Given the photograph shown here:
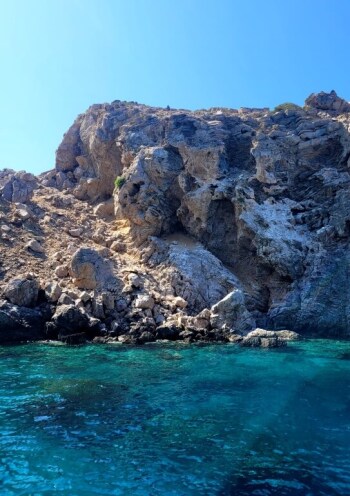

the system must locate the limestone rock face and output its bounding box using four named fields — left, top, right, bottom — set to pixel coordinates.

left=2, top=90, right=350, bottom=343
left=47, top=90, right=350, bottom=336
left=3, top=277, right=39, bottom=307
